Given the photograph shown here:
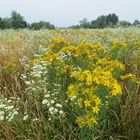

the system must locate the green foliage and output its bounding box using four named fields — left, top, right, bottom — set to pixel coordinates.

left=70, top=13, right=119, bottom=29
left=93, top=15, right=107, bottom=28
left=0, top=18, right=11, bottom=29
left=0, top=17, right=6, bottom=29
left=119, top=21, right=132, bottom=27
left=106, top=13, right=119, bottom=26
left=133, top=20, right=140, bottom=26
left=10, top=11, right=27, bottom=29
left=0, top=11, right=55, bottom=30
left=30, top=21, right=55, bottom=30
left=90, top=13, right=119, bottom=28
left=0, top=11, right=139, bottom=30
left=79, top=18, right=91, bottom=28
left=3, top=60, right=17, bottom=74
